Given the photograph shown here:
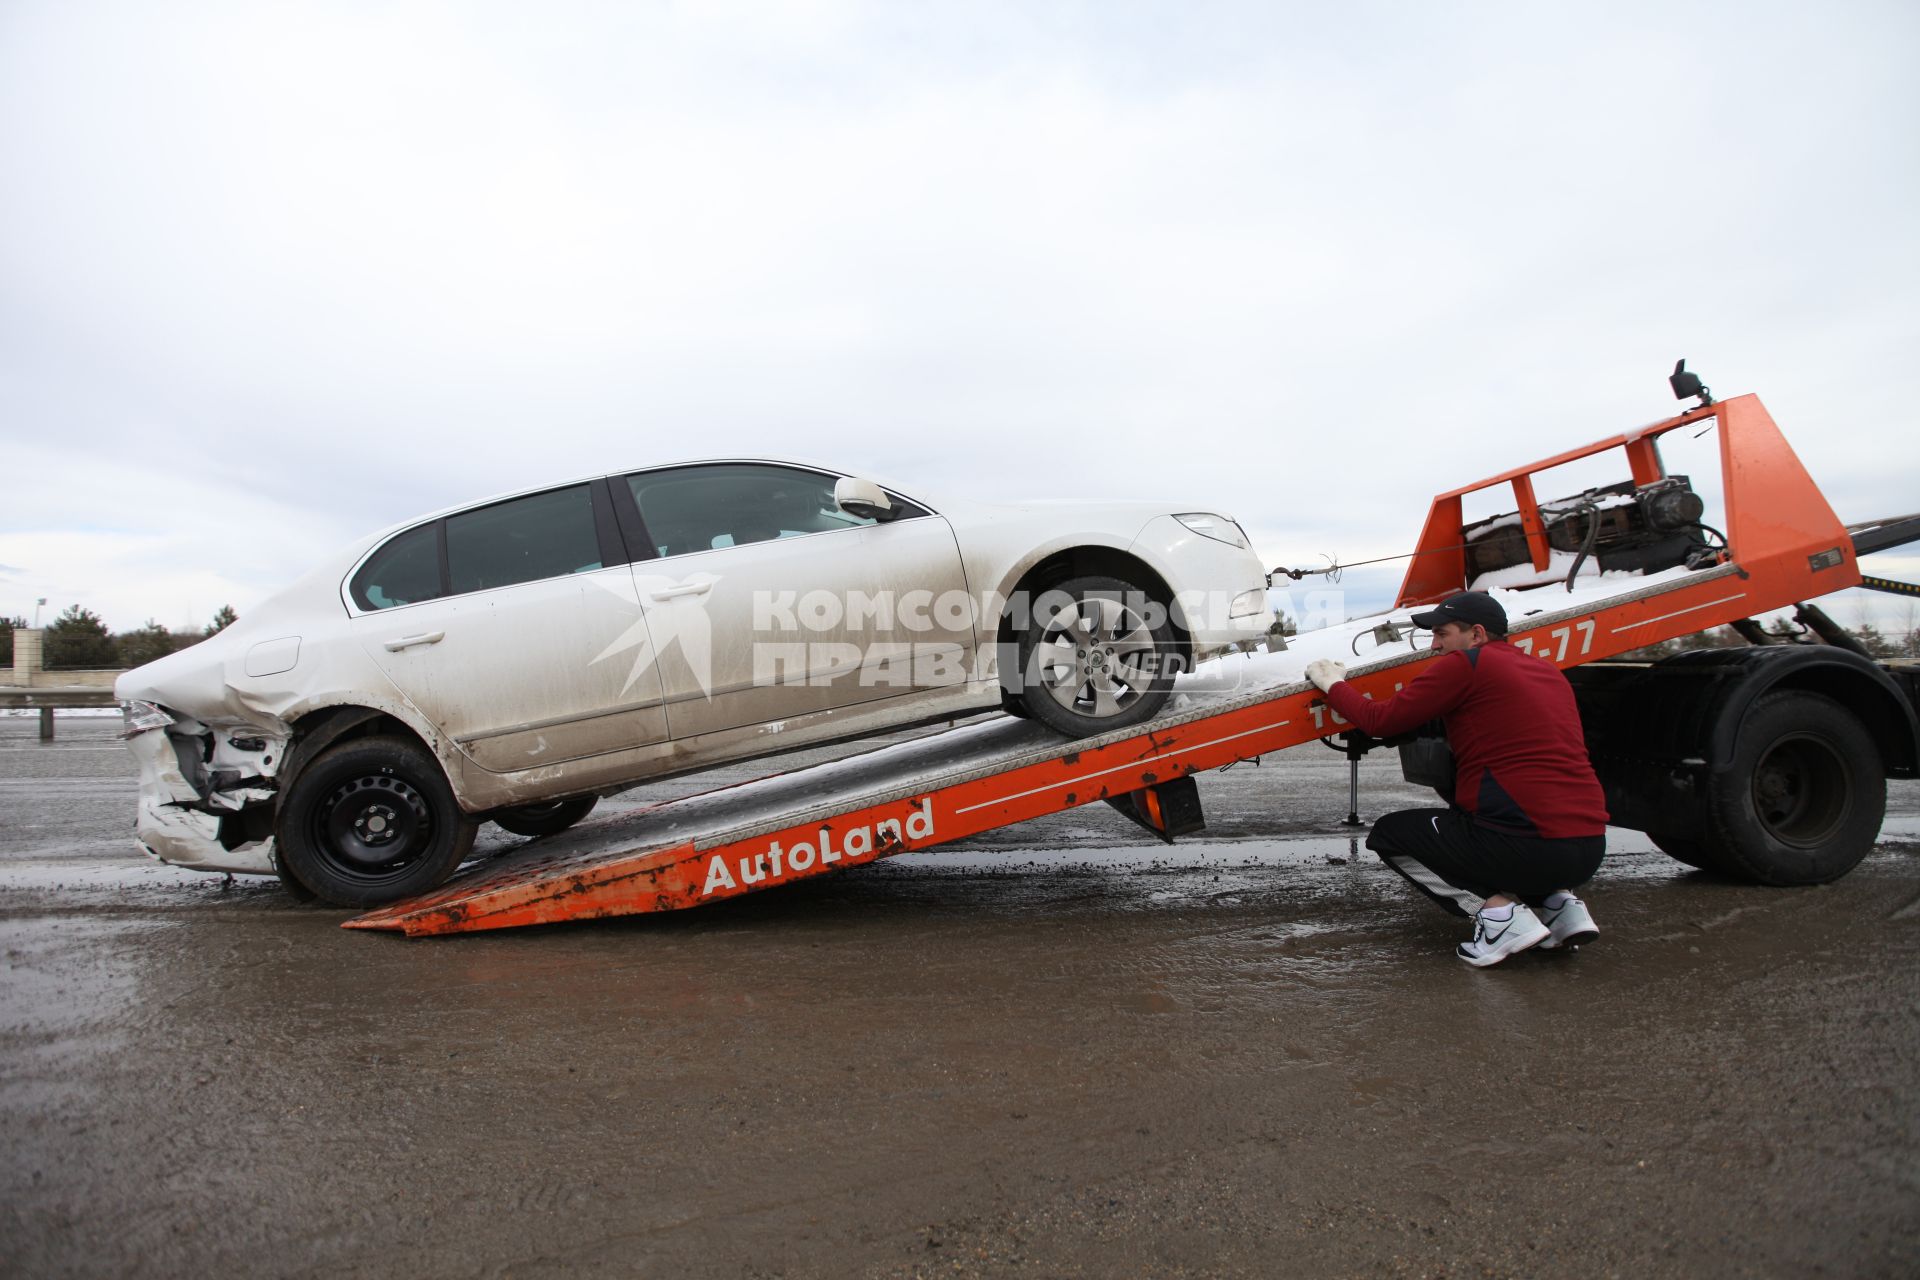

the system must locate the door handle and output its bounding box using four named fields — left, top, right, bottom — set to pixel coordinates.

left=383, top=631, right=446, bottom=652
left=649, top=583, right=713, bottom=600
